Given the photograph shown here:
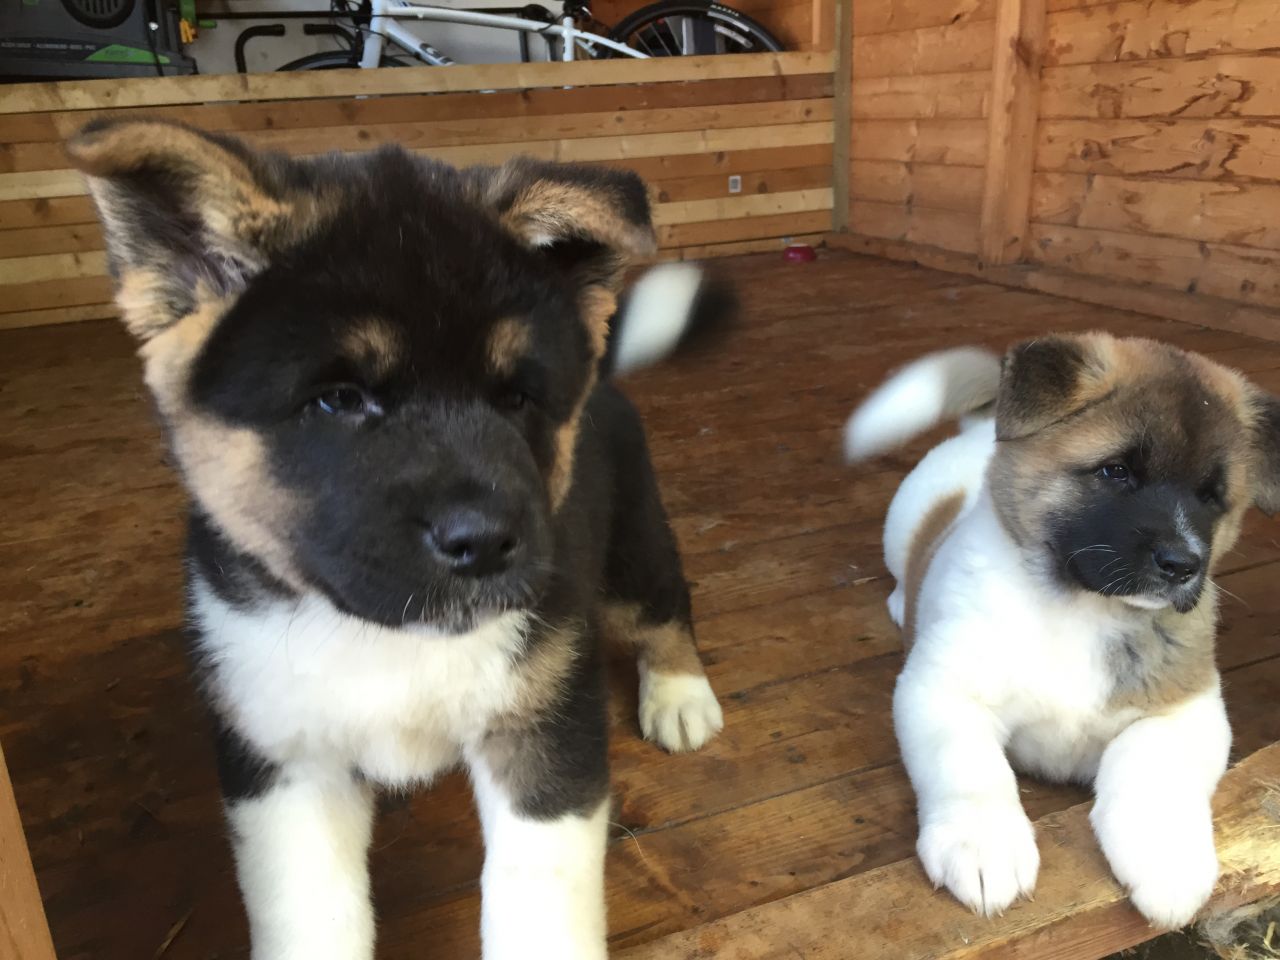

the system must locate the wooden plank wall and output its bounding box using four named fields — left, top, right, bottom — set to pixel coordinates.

left=1027, top=0, right=1280, bottom=312
left=0, top=53, right=833, bottom=331
left=845, top=0, right=994, bottom=256
left=833, top=0, right=1280, bottom=334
